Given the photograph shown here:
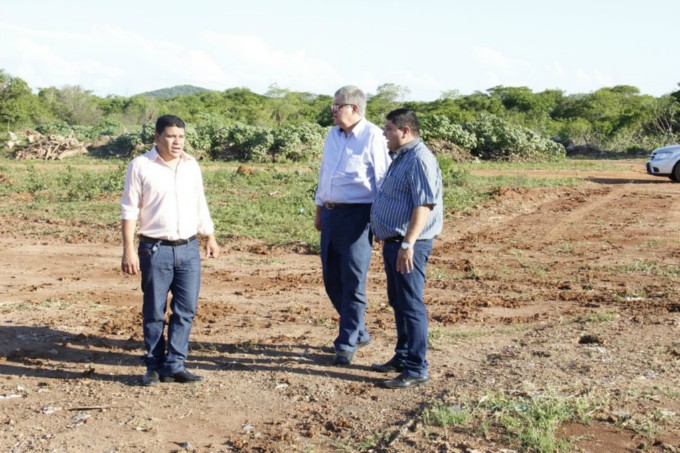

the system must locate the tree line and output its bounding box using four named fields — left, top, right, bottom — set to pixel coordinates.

left=2, top=69, right=679, bottom=162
